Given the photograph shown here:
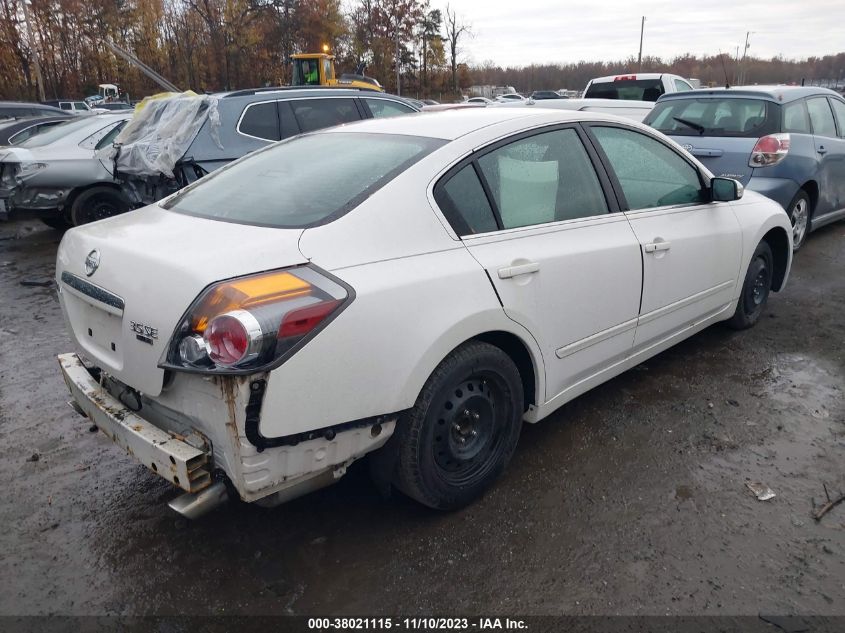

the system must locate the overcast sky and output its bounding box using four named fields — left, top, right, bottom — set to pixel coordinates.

left=437, top=0, right=845, bottom=69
